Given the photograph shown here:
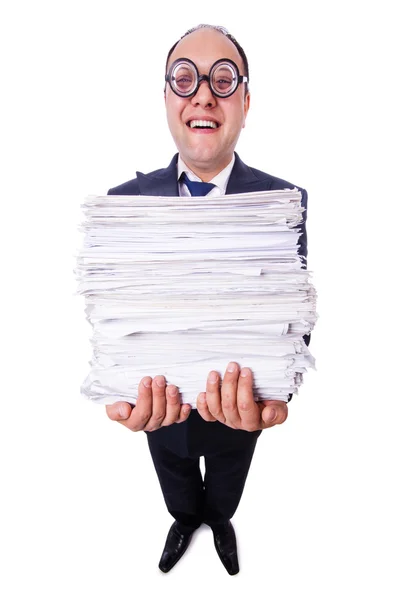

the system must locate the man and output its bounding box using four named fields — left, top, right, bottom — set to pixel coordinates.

left=106, top=24, right=308, bottom=575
